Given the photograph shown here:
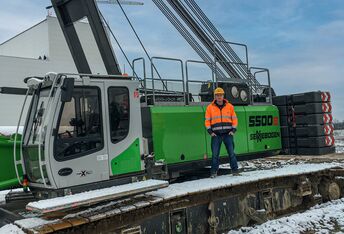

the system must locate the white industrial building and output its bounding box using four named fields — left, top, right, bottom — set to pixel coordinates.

left=0, top=16, right=107, bottom=126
